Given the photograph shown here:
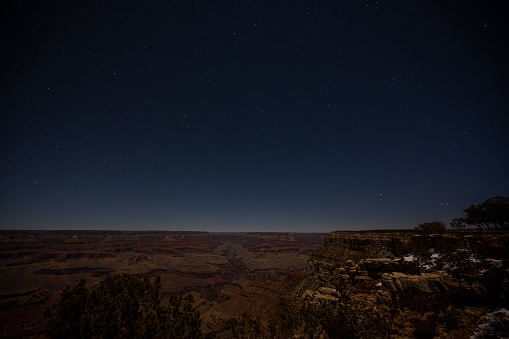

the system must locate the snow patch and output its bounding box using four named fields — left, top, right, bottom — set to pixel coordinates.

left=470, top=308, right=509, bottom=339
